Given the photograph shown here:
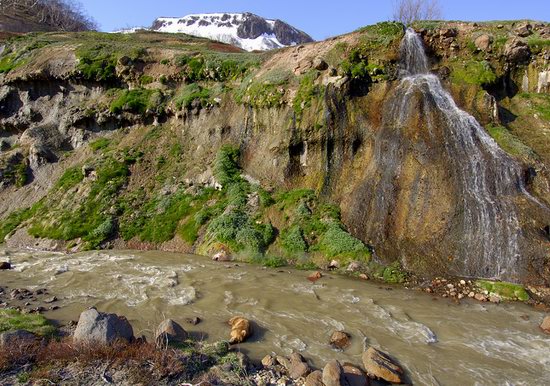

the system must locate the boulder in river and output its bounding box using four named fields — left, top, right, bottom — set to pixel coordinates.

left=308, top=271, right=322, bottom=282
left=330, top=330, right=351, bottom=350
left=155, top=319, right=188, bottom=346
left=541, top=315, right=550, bottom=334
left=362, top=347, right=404, bottom=384
left=0, top=262, right=11, bottom=270
left=73, top=308, right=134, bottom=344
left=0, top=330, right=36, bottom=348
left=228, top=316, right=252, bottom=344
left=322, top=360, right=346, bottom=386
